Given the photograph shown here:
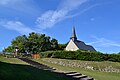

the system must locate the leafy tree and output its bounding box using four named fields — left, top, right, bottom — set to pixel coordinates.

left=3, top=32, right=59, bottom=54
left=38, top=34, right=51, bottom=51
left=3, top=46, right=14, bottom=52
left=51, top=38, right=58, bottom=50
left=27, top=32, right=40, bottom=53
left=58, top=42, right=68, bottom=50
left=11, top=35, right=28, bottom=53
